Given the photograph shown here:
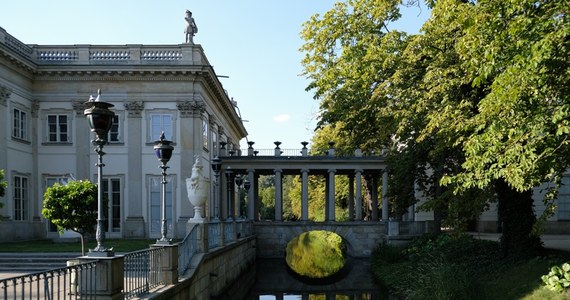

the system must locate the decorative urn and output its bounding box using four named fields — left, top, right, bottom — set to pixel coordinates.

left=186, top=157, right=210, bottom=221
